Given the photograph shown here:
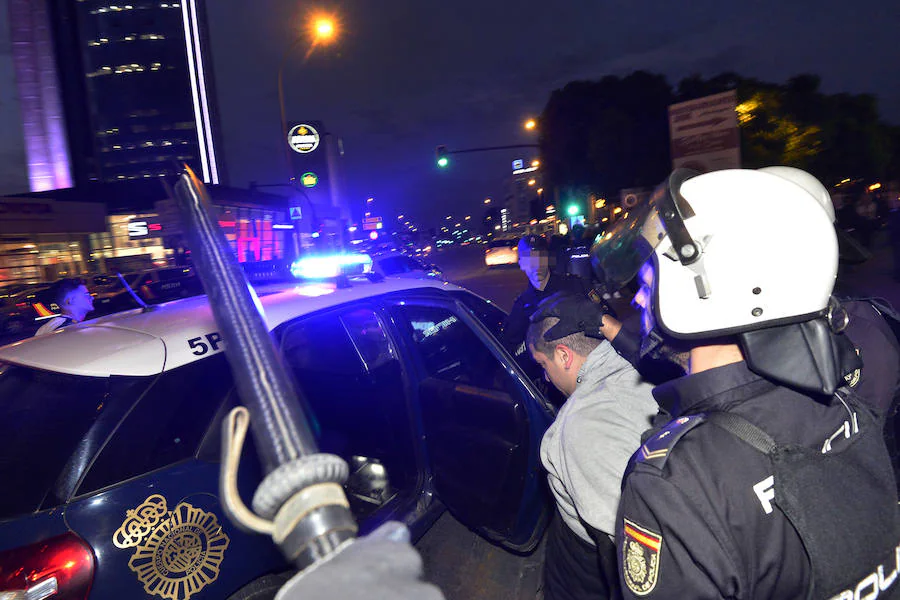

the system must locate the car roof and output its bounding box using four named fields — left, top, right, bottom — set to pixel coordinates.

left=0, top=277, right=463, bottom=378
